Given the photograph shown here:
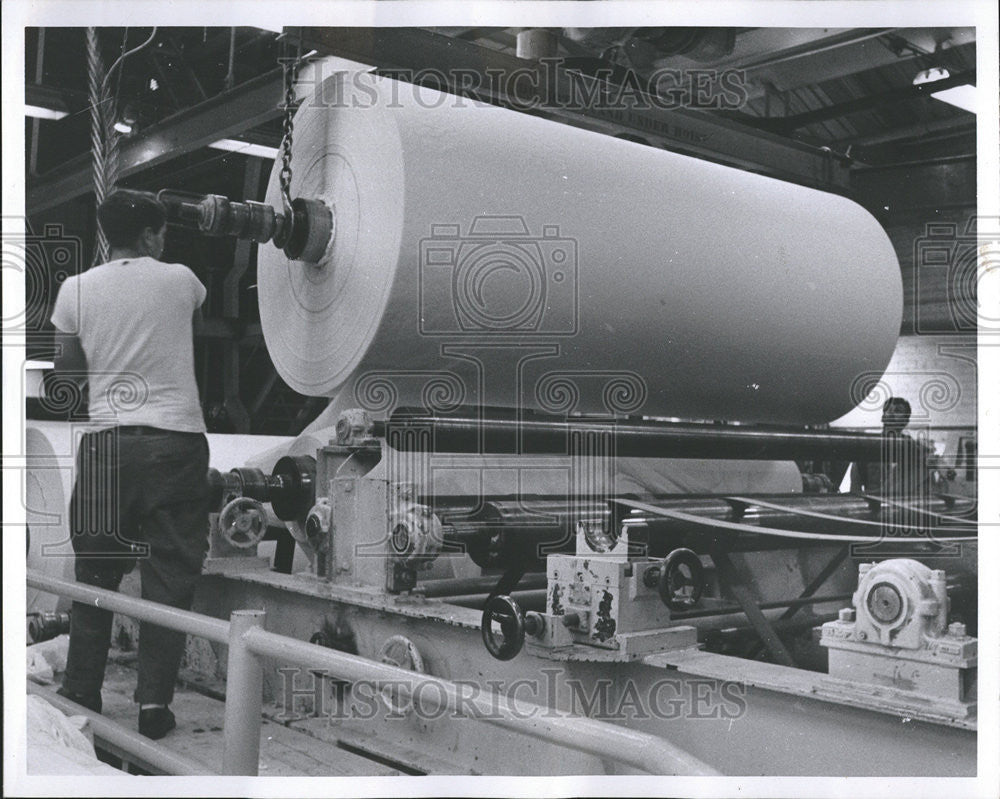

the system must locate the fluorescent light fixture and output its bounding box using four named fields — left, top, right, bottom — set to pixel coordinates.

left=25, top=103, right=68, bottom=120
left=913, top=67, right=950, bottom=85
left=113, top=121, right=133, bottom=134
left=930, top=85, right=977, bottom=114
left=913, top=66, right=977, bottom=114
left=209, top=139, right=279, bottom=159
